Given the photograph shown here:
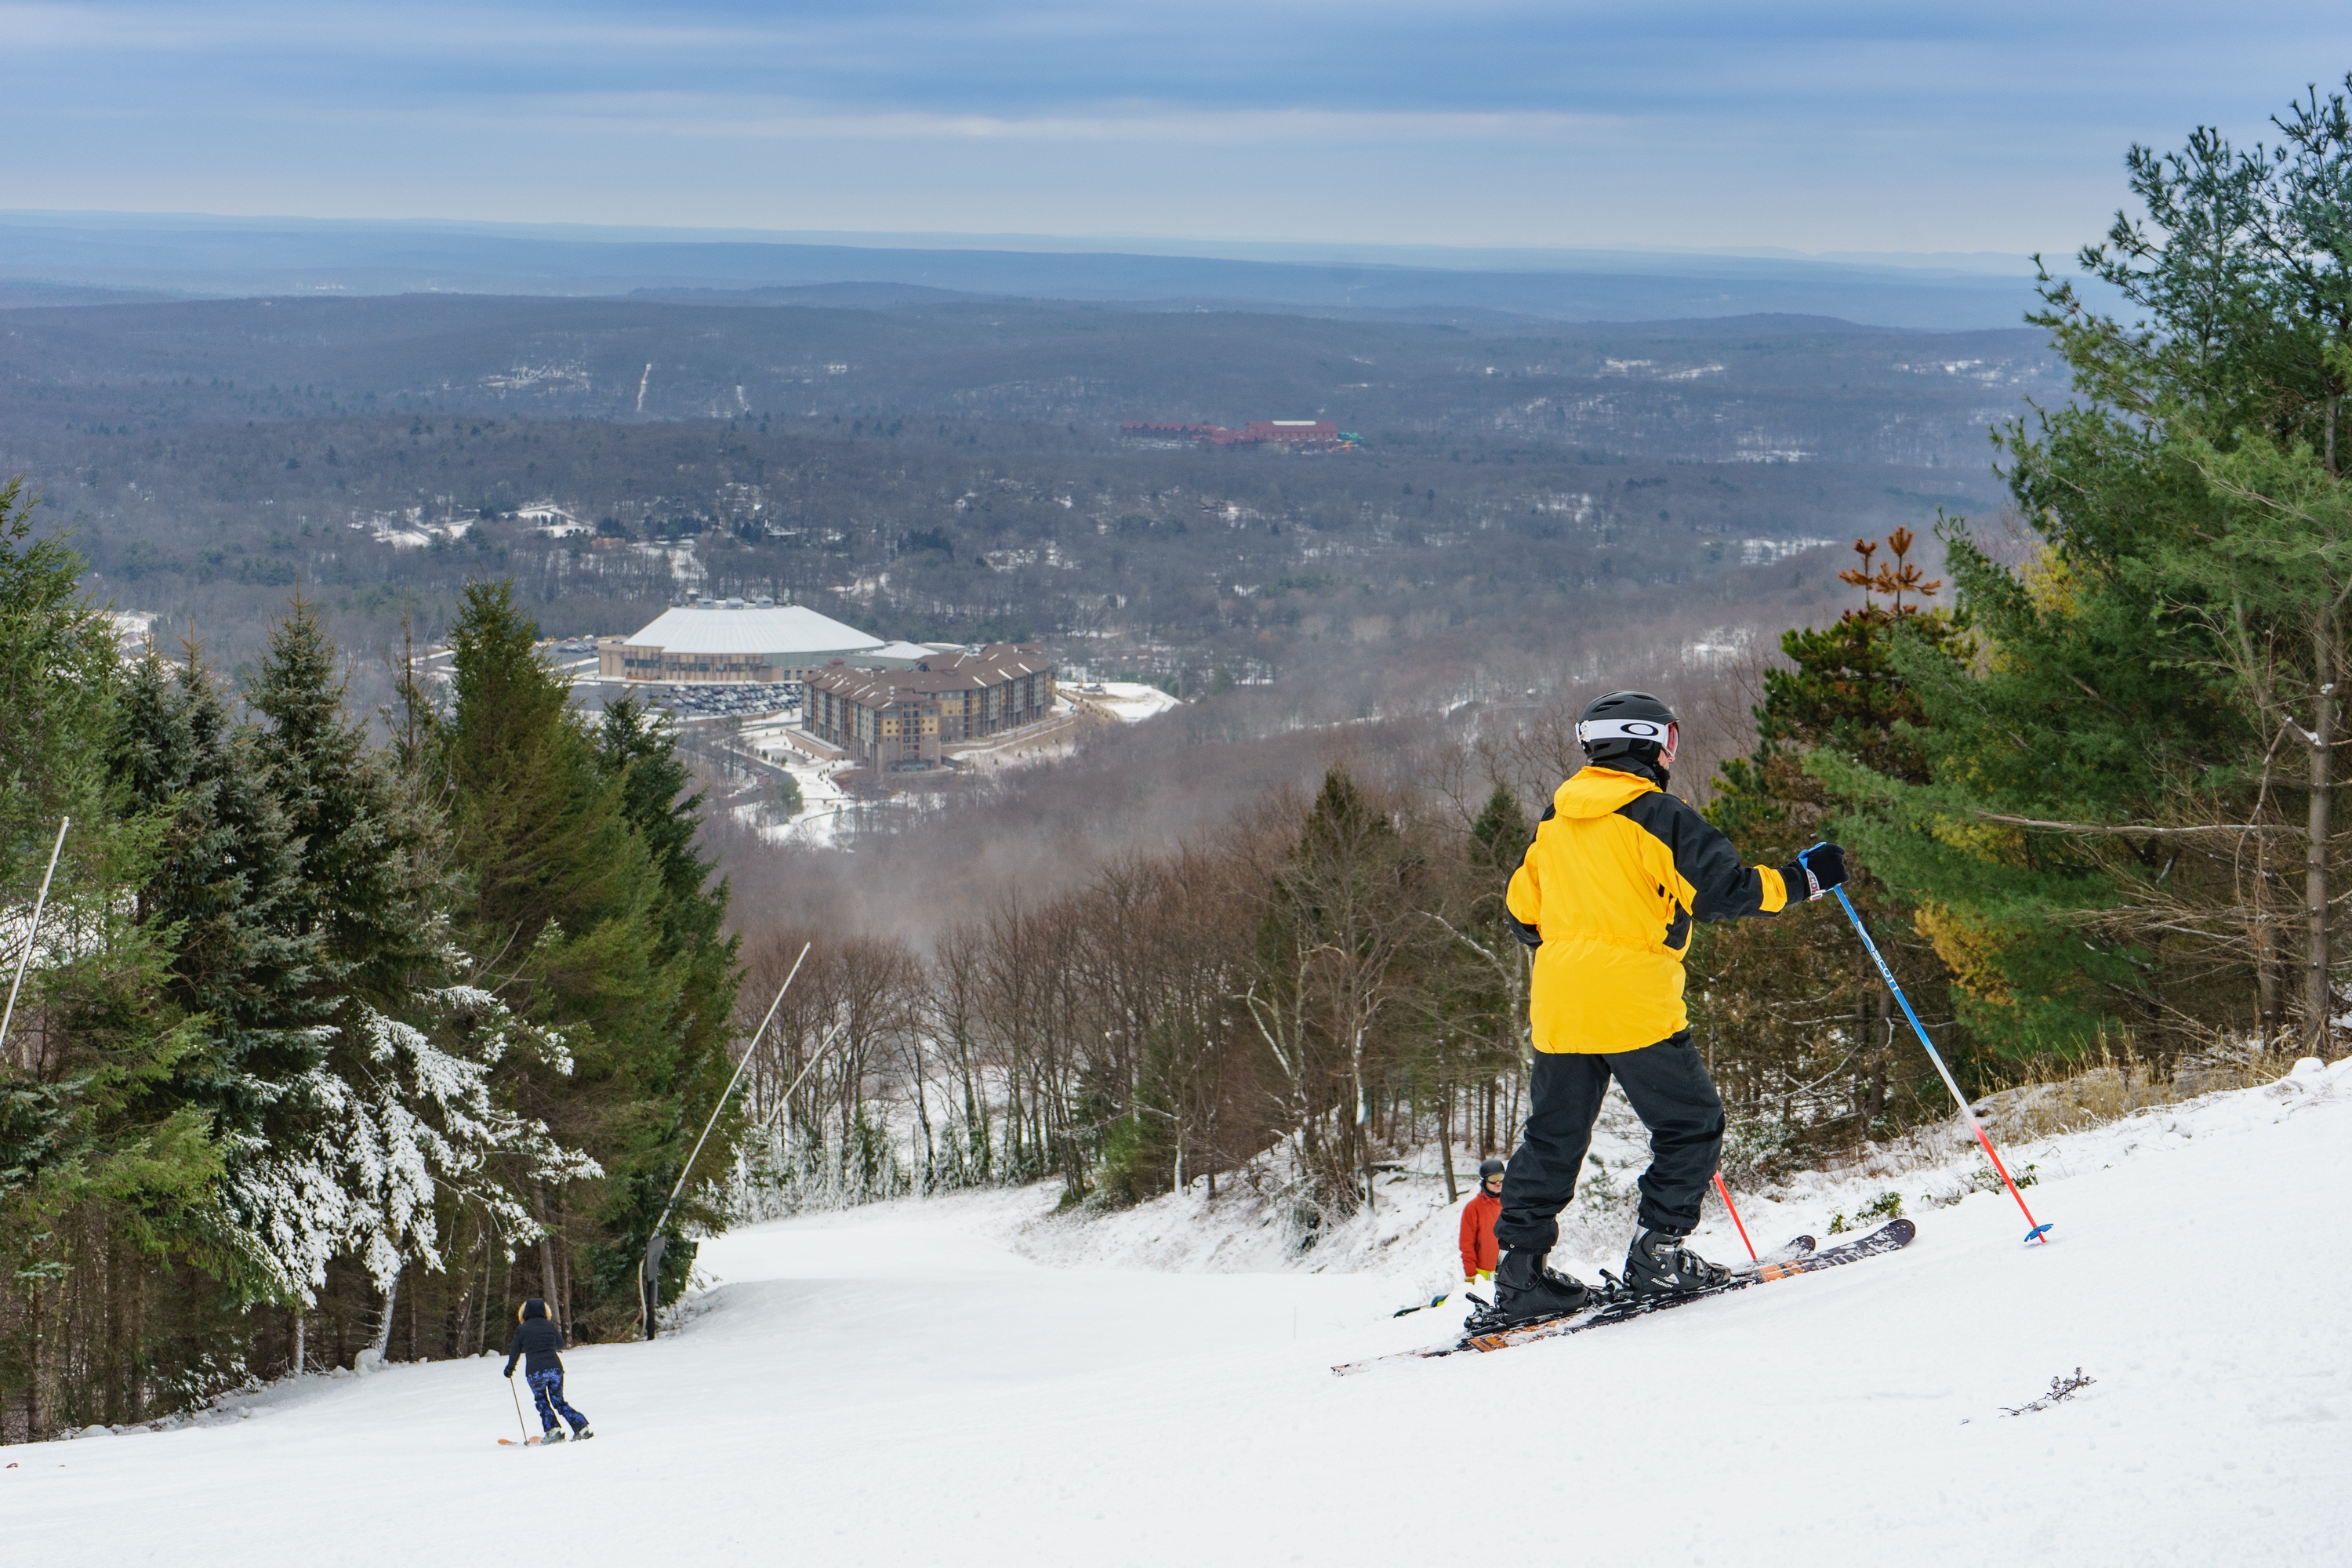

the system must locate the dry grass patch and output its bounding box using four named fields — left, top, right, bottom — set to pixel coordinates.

left=1969, top=1036, right=2307, bottom=1142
